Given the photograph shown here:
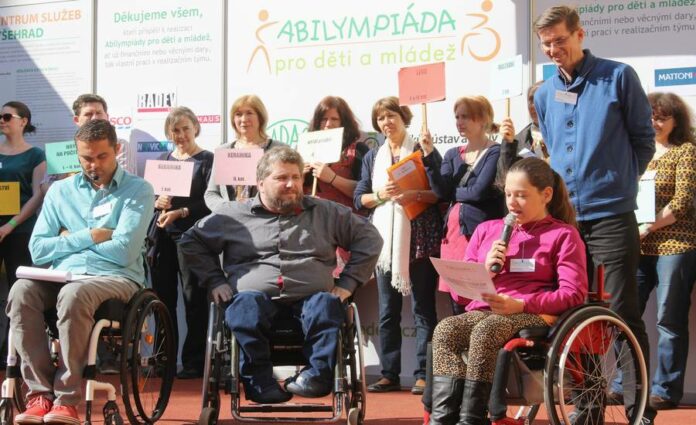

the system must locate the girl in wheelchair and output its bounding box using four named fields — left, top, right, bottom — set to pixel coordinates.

left=428, top=157, right=588, bottom=425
